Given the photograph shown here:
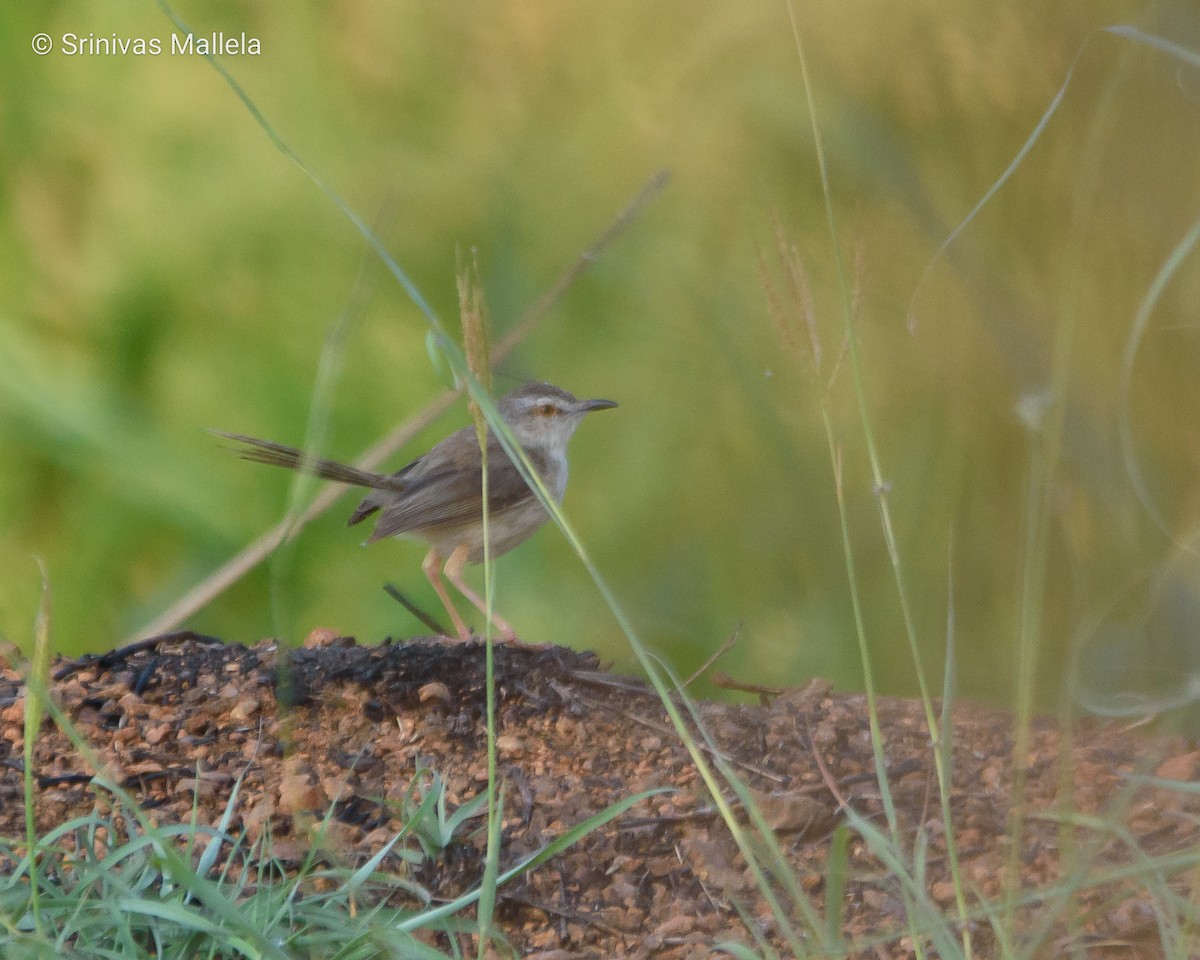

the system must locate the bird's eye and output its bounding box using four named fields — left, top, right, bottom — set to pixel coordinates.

left=537, top=403, right=557, bottom=417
